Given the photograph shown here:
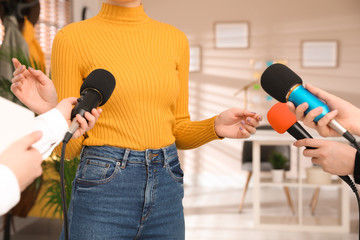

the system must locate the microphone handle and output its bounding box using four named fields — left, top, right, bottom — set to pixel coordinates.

left=68, top=118, right=79, bottom=135
left=287, top=122, right=313, bottom=140
left=288, top=85, right=357, bottom=145
left=287, top=122, right=316, bottom=149
left=63, top=109, right=86, bottom=143
left=329, top=119, right=357, bottom=145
